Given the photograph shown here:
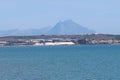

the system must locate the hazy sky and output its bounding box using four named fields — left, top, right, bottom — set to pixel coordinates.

left=0, top=0, right=120, bottom=34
